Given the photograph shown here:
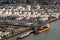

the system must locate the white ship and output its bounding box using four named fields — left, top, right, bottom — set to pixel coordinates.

left=16, top=30, right=33, bottom=40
